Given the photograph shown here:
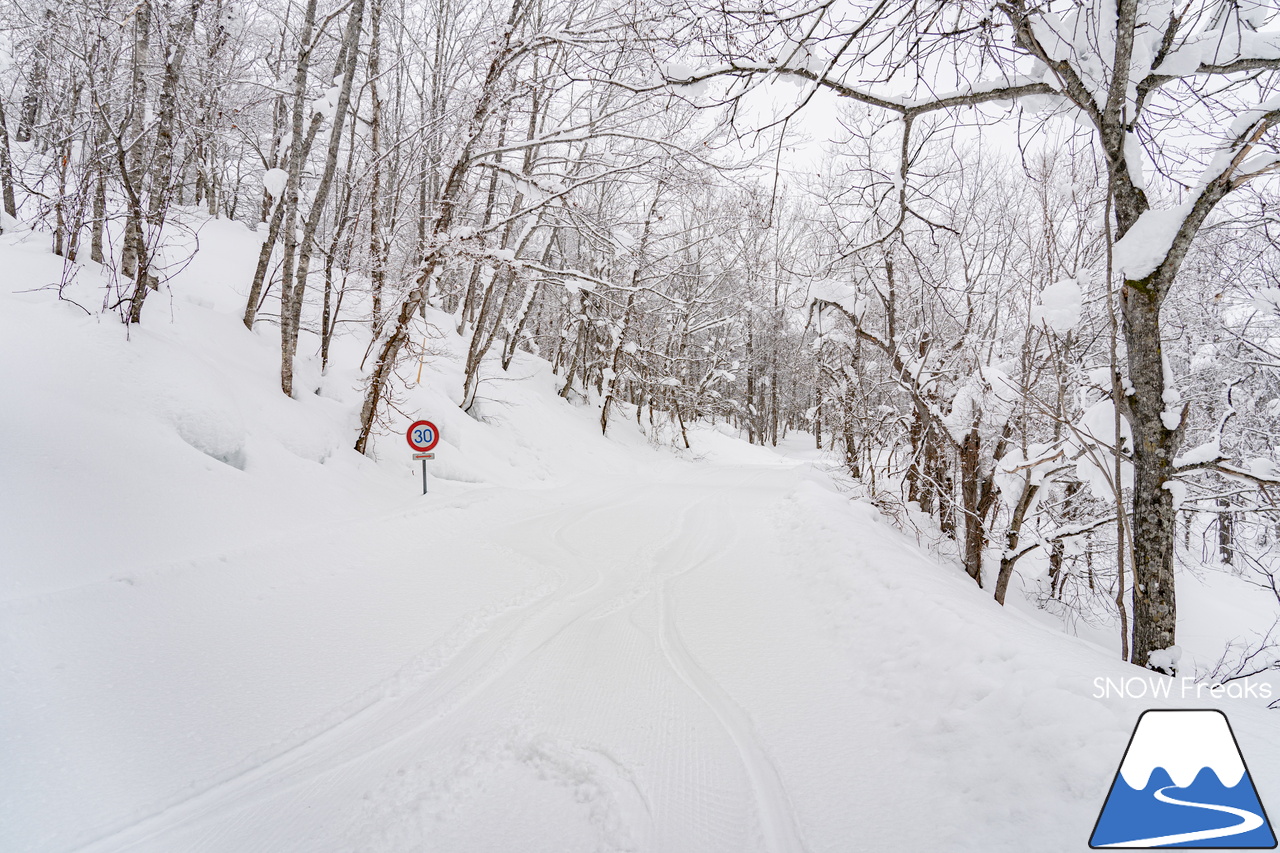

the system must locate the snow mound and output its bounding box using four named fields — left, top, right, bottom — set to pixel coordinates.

left=1112, top=204, right=1193, bottom=280
left=1030, top=278, right=1082, bottom=333
left=263, top=168, right=287, bottom=199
